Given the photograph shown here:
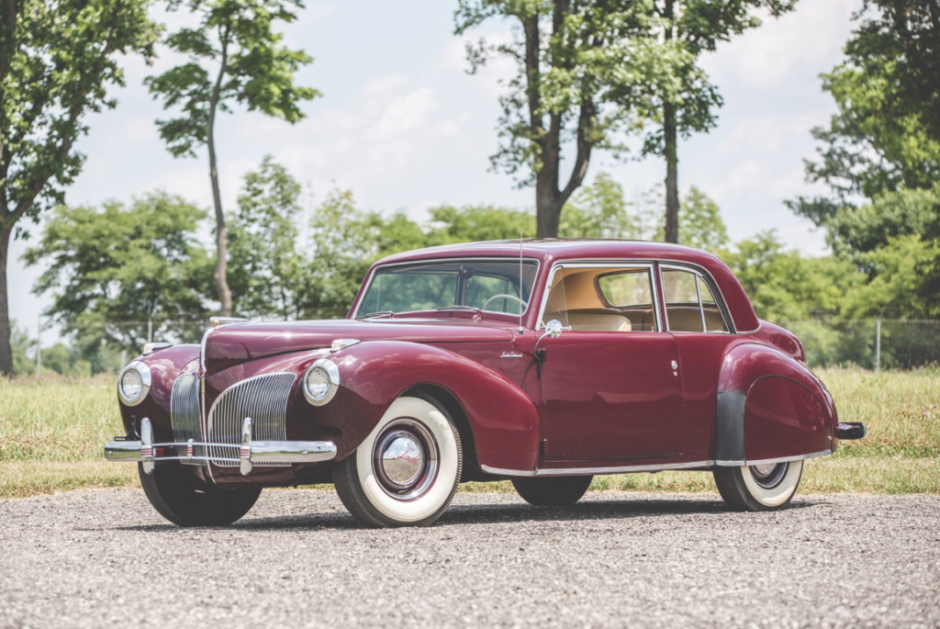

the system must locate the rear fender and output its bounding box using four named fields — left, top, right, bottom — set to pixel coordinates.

left=323, top=341, right=540, bottom=472
left=715, top=343, right=836, bottom=465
